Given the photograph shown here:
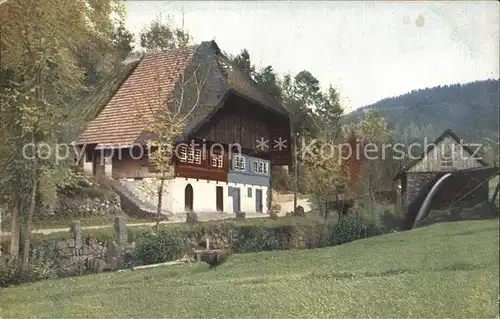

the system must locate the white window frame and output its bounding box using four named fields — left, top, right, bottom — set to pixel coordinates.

left=233, top=155, right=245, bottom=171
left=263, top=162, right=268, bottom=174
left=194, top=149, right=202, bottom=164
left=253, top=161, right=258, bottom=173
left=187, top=147, right=195, bottom=163
left=179, top=146, right=187, bottom=162
left=212, top=154, right=223, bottom=168
left=258, top=162, right=264, bottom=173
